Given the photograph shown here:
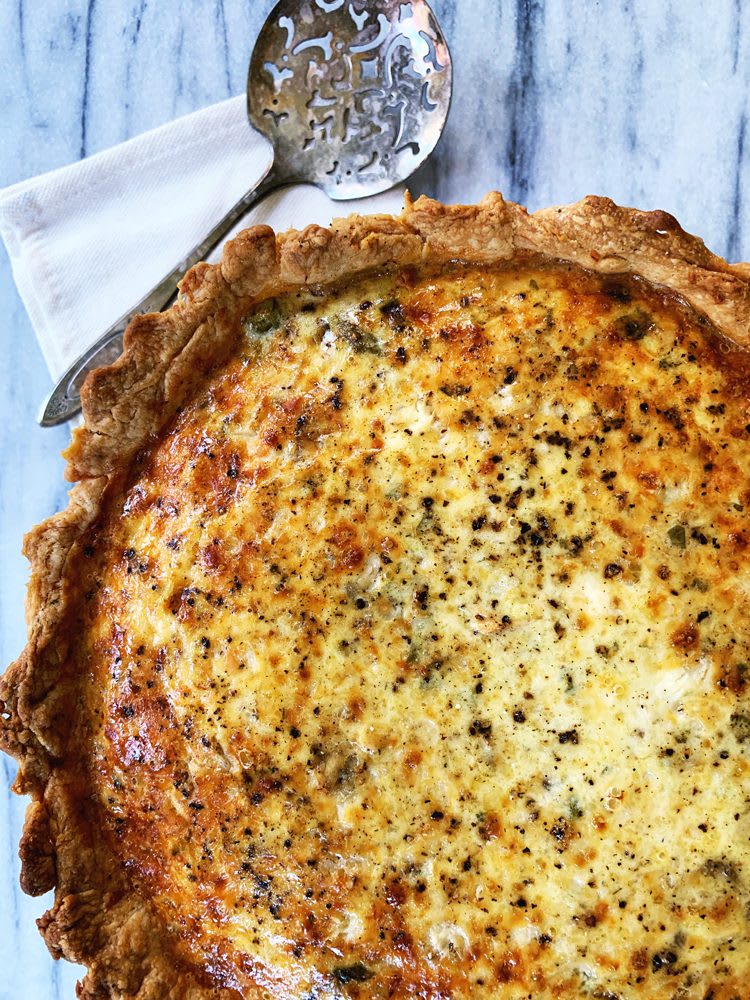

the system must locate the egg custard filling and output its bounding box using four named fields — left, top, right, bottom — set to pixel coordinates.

left=77, top=260, right=750, bottom=998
